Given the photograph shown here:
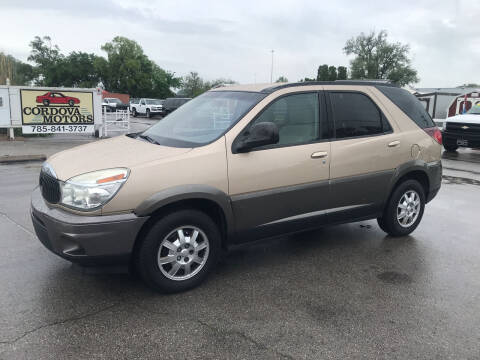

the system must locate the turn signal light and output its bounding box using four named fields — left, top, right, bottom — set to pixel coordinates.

left=96, top=173, right=126, bottom=184
left=424, top=127, right=442, bottom=145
